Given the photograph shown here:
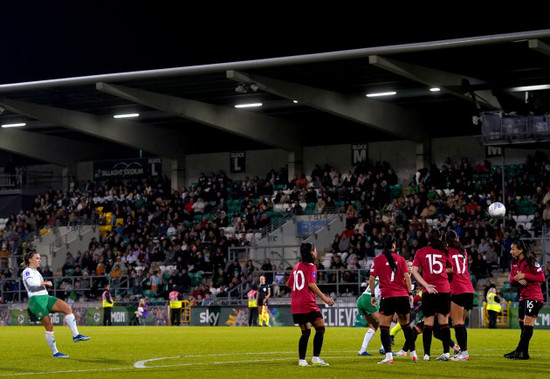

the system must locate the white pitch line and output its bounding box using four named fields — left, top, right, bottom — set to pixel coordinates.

left=0, top=367, right=135, bottom=377
left=0, top=349, right=545, bottom=376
